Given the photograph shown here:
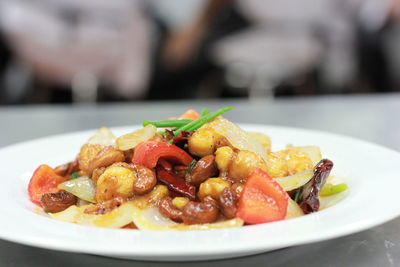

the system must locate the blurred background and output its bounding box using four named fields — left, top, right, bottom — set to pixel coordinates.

left=0, top=0, right=400, bottom=105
